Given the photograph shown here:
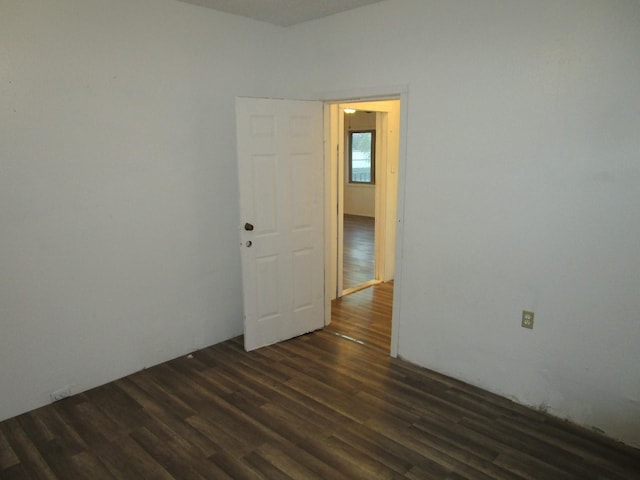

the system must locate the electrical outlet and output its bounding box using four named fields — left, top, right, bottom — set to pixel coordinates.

left=522, top=310, right=534, bottom=329
left=50, top=385, right=72, bottom=402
